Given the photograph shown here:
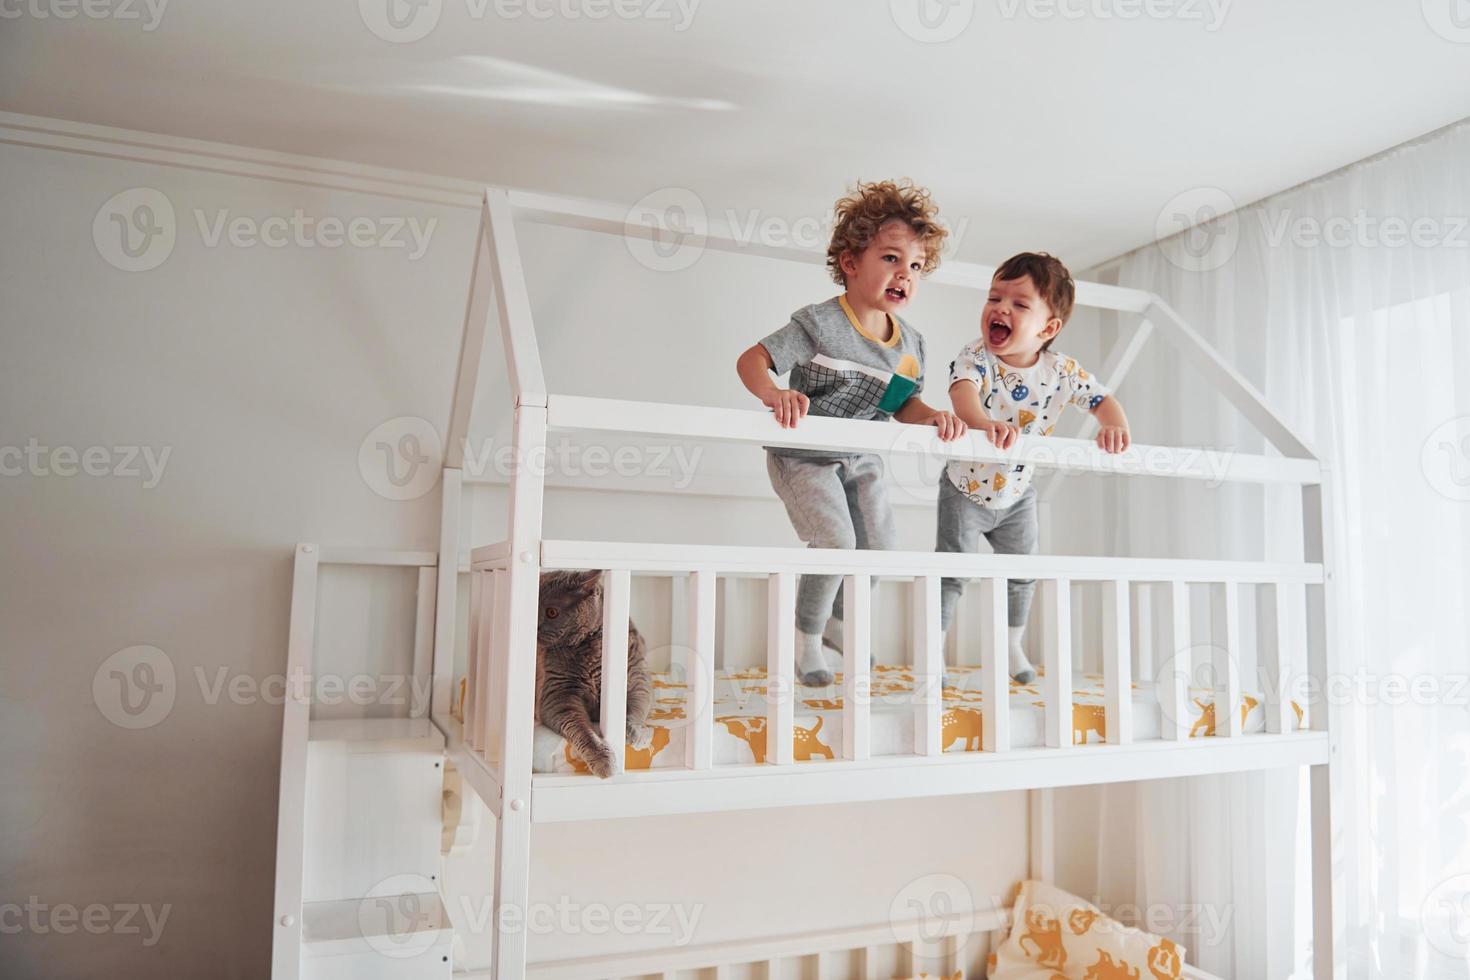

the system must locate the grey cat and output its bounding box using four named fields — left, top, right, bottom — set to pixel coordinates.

left=535, top=570, right=653, bottom=778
